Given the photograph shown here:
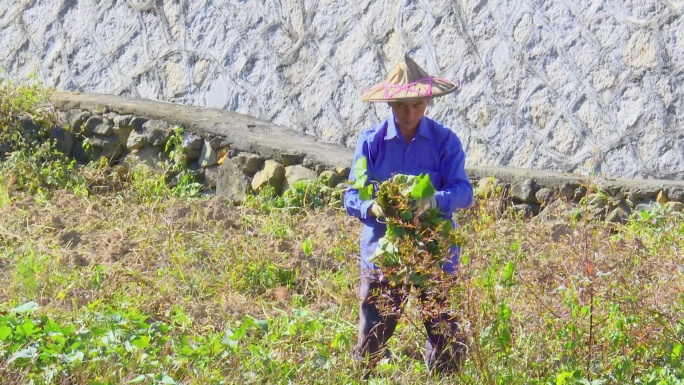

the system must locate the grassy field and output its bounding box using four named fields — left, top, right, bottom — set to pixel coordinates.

left=0, top=80, right=683, bottom=384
